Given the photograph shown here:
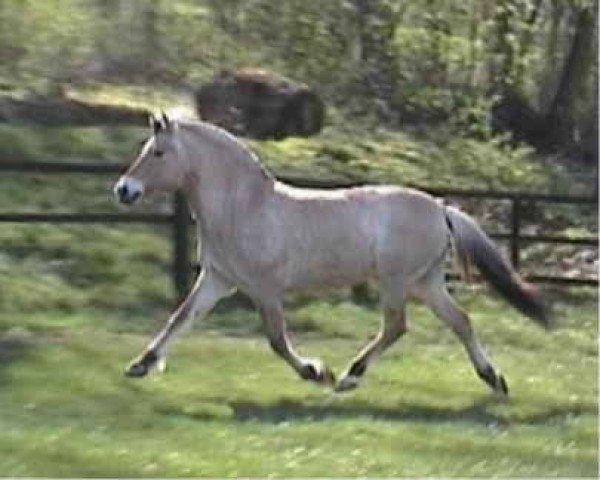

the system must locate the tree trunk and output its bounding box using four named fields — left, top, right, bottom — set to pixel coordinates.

left=545, top=5, right=596, bottom=144
left=513, top=0, right=543, bottom=90
left=142, top=0, right=162, bottom=75
left=539, top=0, right=565, bottom=109
left=351, top=0, right=399, bottom=115
left=490, top=0, right=518, bottom=93
left=491, top=1, right=597, bottom=161
left=467, top=0, right=481, bottom=89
